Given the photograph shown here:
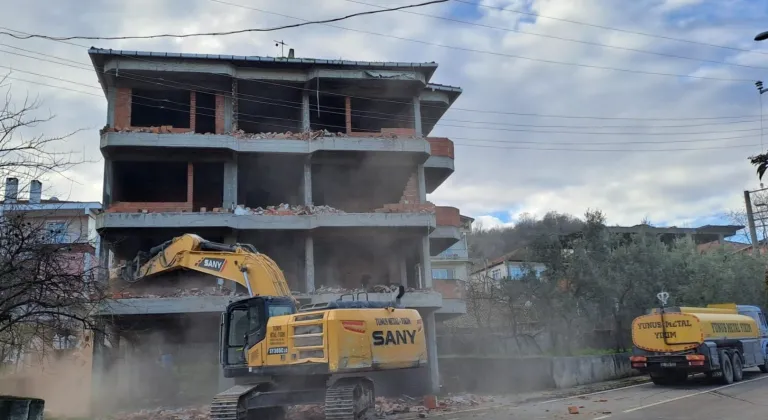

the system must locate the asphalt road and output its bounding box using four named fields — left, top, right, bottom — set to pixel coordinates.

left=433, top=369, right=768, bottom=420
